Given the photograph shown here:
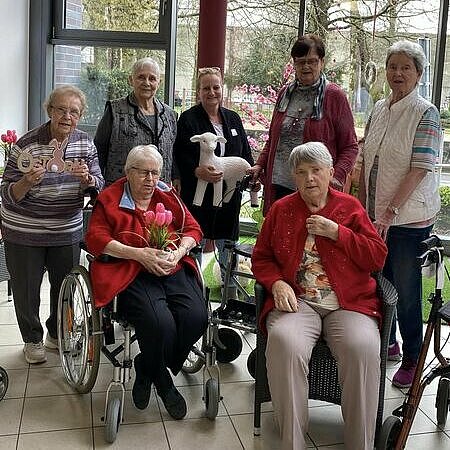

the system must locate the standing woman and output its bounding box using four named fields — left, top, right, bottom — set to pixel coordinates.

left=1, top=85, right=104, bottom=364
left=249, top=34, right=358, bottom=215
left=94, top=57, right=178, bottom=188
left=359, top=41, right=441, bottom=388
left=173, top=67, right=254, bottom=275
